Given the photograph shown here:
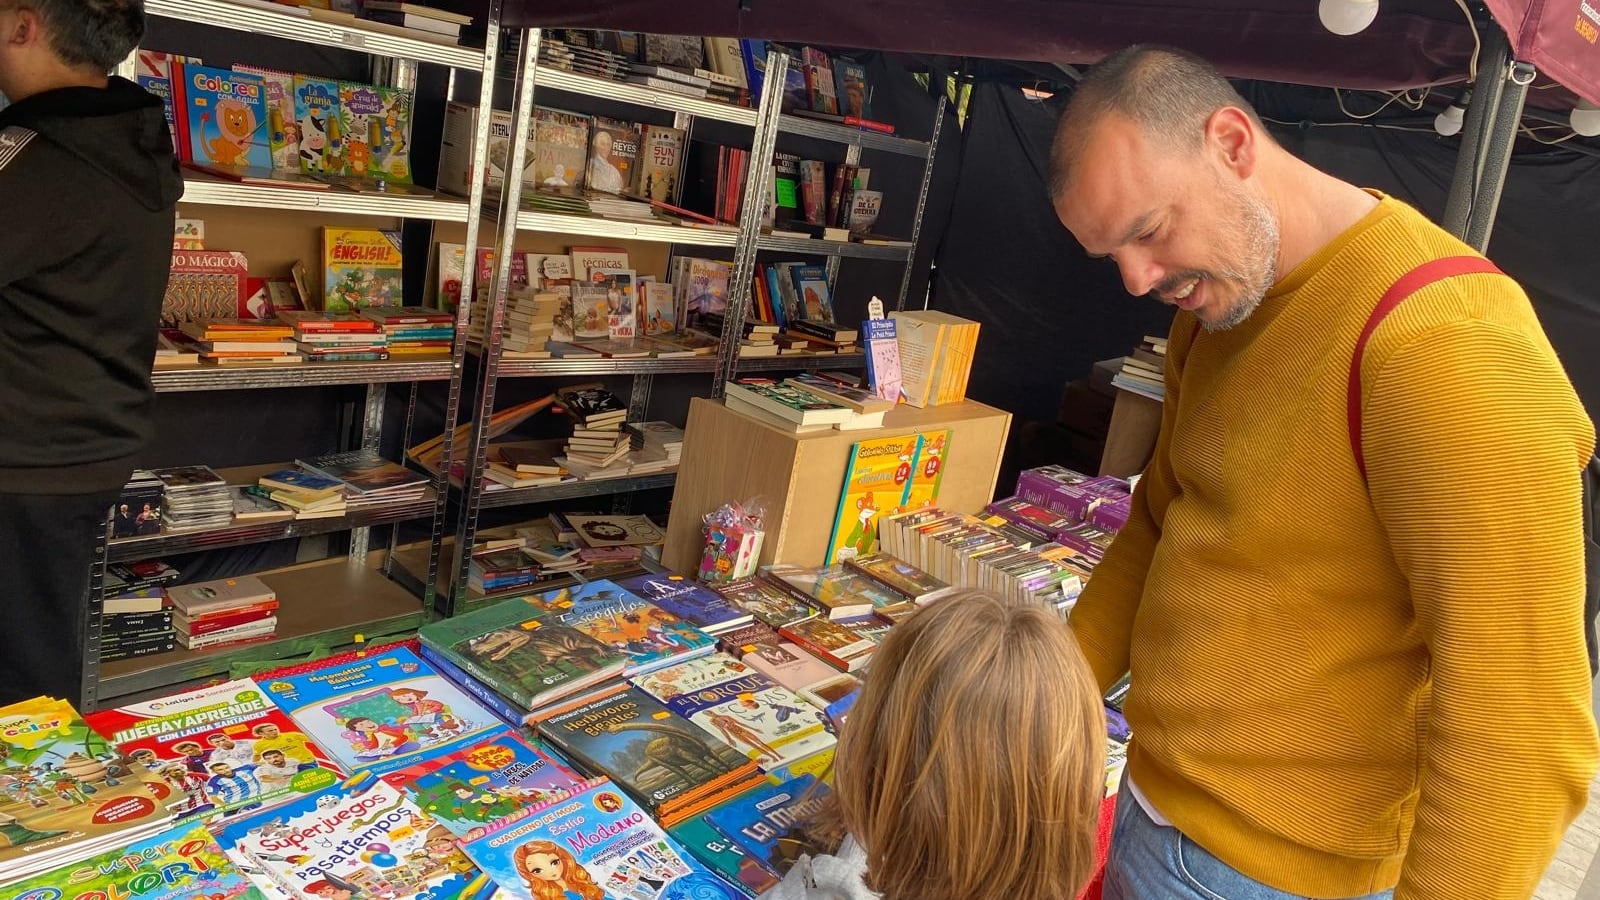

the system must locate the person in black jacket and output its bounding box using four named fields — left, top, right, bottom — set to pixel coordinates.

left=0, top=0, right=182, bottom=705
